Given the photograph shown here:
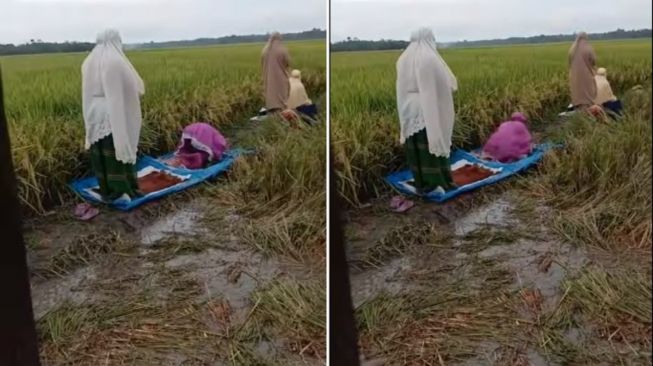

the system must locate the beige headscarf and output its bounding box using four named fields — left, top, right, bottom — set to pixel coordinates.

left=568, top=32, right=597, bottom=106
left=594, top=67, right=617, bottom=105
left=261, top=32, right=291, bottom=110
left=287, top=69, right=312, bottom=109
